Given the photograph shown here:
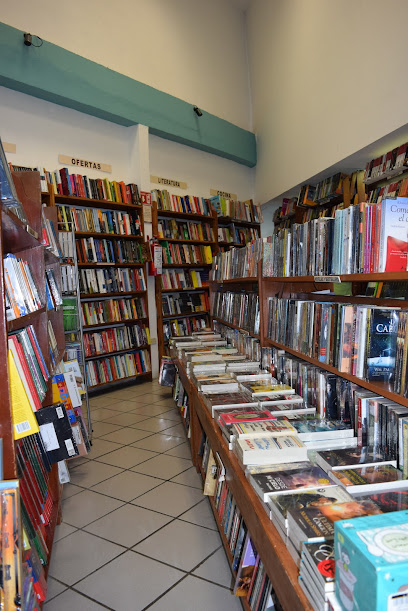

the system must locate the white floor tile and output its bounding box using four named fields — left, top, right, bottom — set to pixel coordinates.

left=53, top=522, right=77, bottom=542
left=131, top=433, right=185, bottom=453
left=75, top=551, right=184, bottom=611
left=62, top=490, right=123, bottom=528
left=165, top=441, right=192, bottom=459
left=49, top=530, right=122, bottom=585
left=102, top=412, right=150, bottom=426
left=134, top=519, right=221, bottom=571
left=170, top=465, right=203, bottom=488
left=131, top=416, right=178, bottom=433
left=84, top=504, right=172, bottom=547
left=44, top=589, right=106, bottom=610
left=61, top=483, right=83, bottom=500
left=90, top=407, right=121, bottom=421
left=85, top=438, right=121, bottom=459
left=179, top=498, right=218, bottom=531
left=132, top=454, right=191, bottom=480
left=133, top=481, right=204, bottom=517
left=70, top=461, right=123, bottom=488
left=193, top=547, right=234, bottom=587
left=95, top=445, right=158, bottom=469
left=147, top=575, right=241, bottom=611
left=91, top=421, right=123, bottom=438
left=91, top=470, right=162, bottom=502
left=100, top=427, right=153, bottom=445
left=44, top=577, right=67, bottom=602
